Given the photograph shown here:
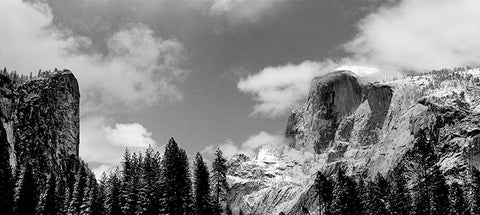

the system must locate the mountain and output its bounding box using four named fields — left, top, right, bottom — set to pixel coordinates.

left=0, top=69, right=96, bottom=213
left=226, top=67, right=480, bottom=215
